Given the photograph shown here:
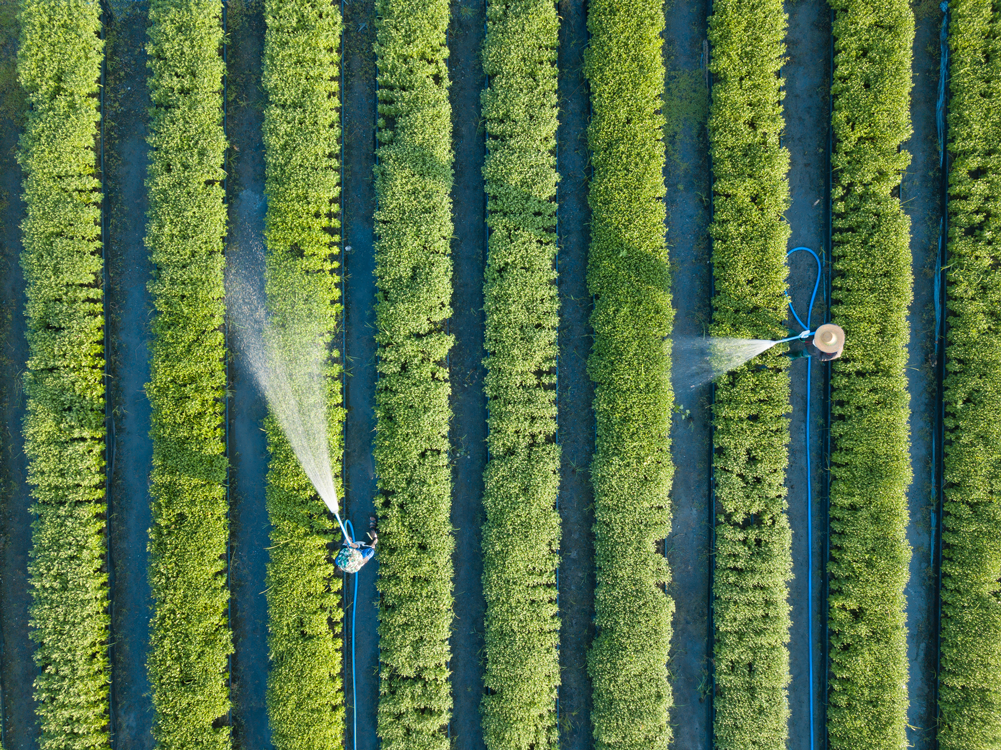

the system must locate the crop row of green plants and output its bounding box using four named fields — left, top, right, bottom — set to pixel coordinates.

left=584, top=2, right=674, bottom=748
left=939, top=1, right=1001, bottom=746
left=145, top=0, right=232, bottom=746
left=372, top=2, right=454, bottom=748
left=18, top=0, right=109, bottom=747
left=480, top=2, right=561, bottom=749
left=261, top=0, right=344, bottom=748
left=827, top=0, right=914, bottom=747
left=707, top=0, right=793, bottom=747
